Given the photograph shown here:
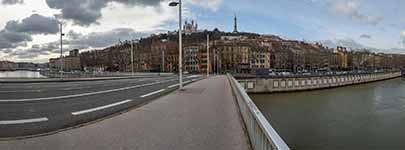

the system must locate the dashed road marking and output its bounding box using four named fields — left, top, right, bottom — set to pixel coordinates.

left=72, top=99, right=133, bottom=116
left=168, top=84, right=179, bottom=88
left=140, top=89, right=166, bottom=98
left=0, top=117, right=48, bottom=125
